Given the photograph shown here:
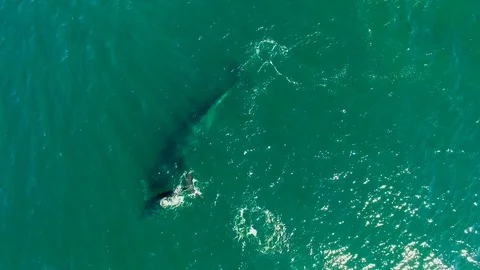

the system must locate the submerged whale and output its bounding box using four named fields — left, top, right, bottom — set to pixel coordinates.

left=142, top=61, right=241, bottom=217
